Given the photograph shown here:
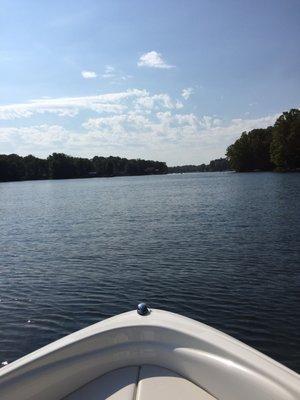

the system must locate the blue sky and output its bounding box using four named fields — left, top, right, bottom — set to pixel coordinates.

left=0, top=0, right=299, bottom=165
